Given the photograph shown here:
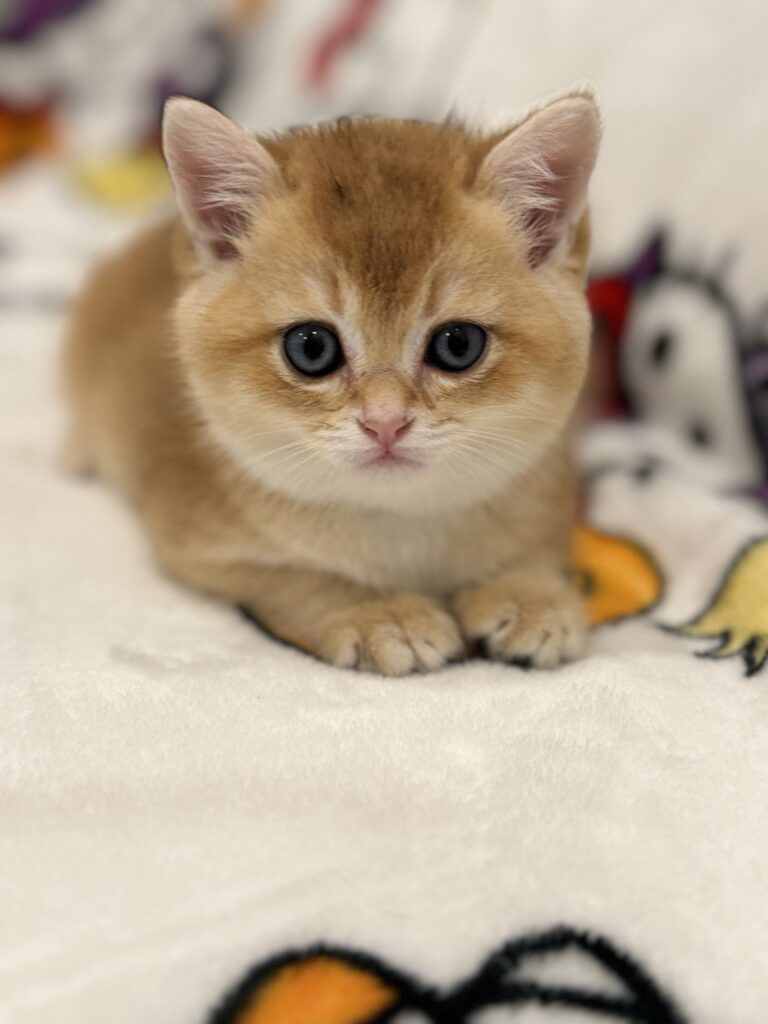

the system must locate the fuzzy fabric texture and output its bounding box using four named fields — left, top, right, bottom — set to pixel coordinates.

left=3, top=2, right=768, bottom=1022
left=2, top=169, right=768, bottom=1024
